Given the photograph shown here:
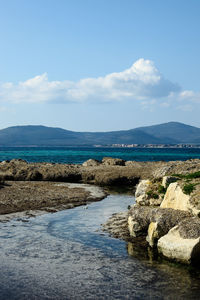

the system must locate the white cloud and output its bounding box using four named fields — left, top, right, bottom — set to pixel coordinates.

left=179, top=90, right=200, bottom=103
left=0, top=58, right=182, bottom=105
